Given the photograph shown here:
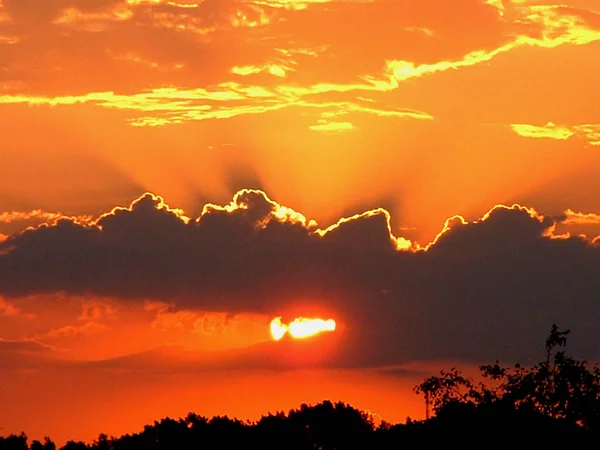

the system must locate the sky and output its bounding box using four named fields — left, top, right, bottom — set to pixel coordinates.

left=1, top=0, right=600, bottom=443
